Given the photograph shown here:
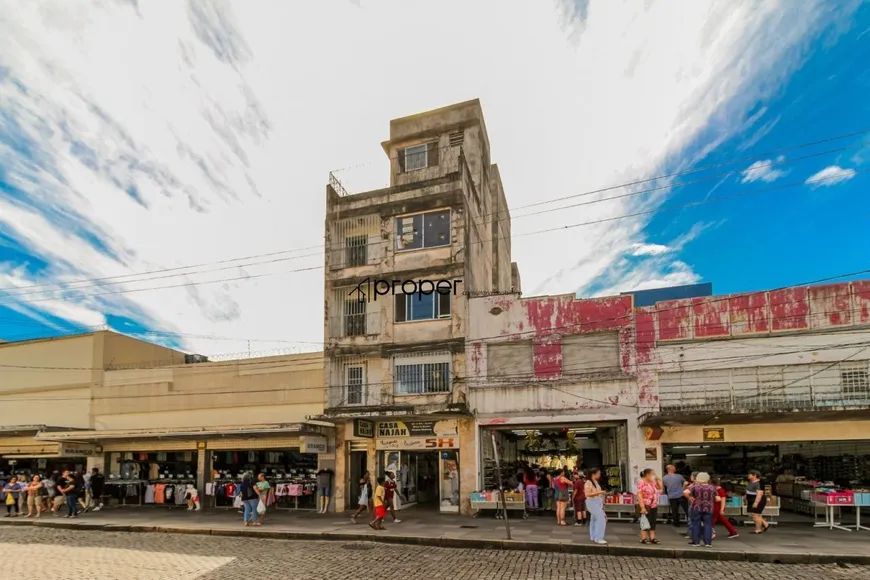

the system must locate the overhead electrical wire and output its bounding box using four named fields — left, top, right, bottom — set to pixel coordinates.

left=0, top=128, right=866, bottom=299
